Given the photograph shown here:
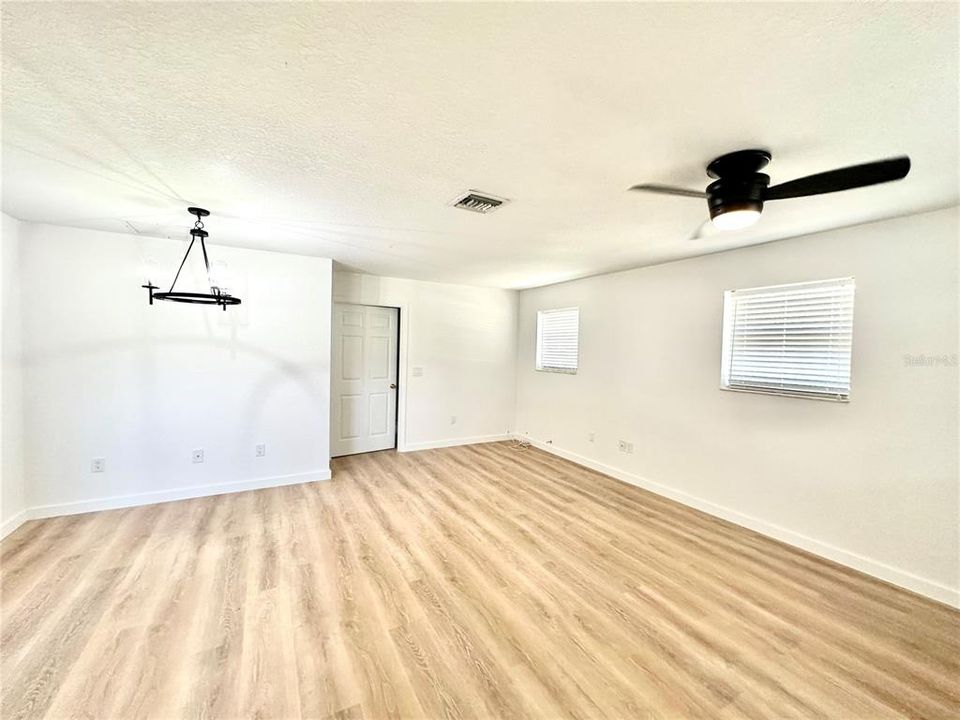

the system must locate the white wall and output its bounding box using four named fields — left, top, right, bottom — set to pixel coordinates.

left=1, top=213, right=27, bottom=535
left=333, top=270, right=517, bottom=451
left=18, top=223, right=333, bottom=518
left=516, top=207, right=959, bottom=606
